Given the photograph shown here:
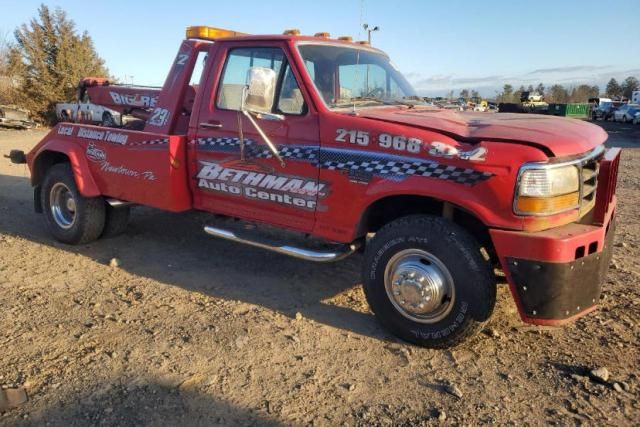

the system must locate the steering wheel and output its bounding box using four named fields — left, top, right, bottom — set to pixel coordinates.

left=364, top=87, right=385, bottom=98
